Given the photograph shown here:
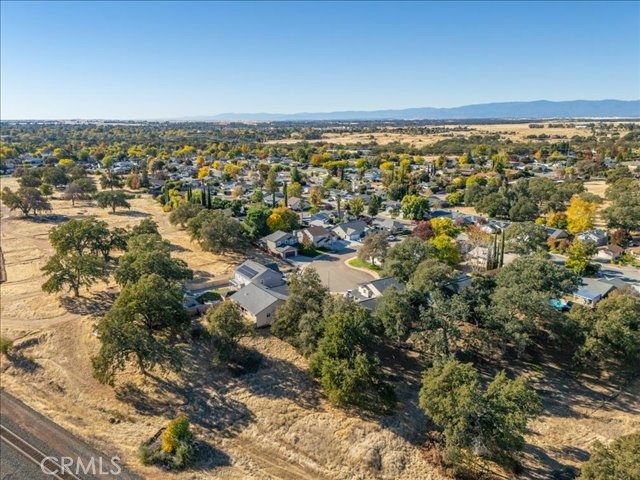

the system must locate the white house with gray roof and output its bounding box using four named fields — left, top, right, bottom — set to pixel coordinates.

left=348, top=277, right=404, bottom=310
left=332, top=220, right=368, bottom=241
left=232, top=260, right=285, bottom=288
left=229, top=282, right=288, bottom=327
